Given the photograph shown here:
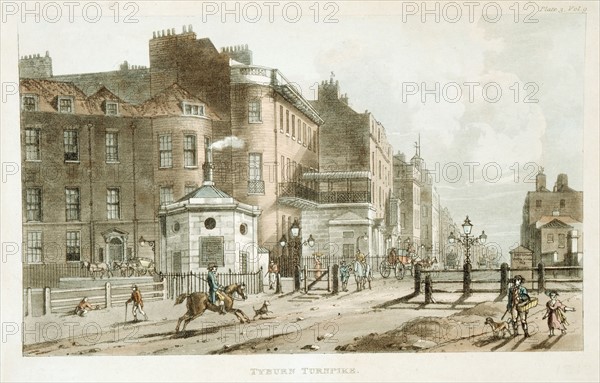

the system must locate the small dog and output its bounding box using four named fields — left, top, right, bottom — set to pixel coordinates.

left=253, top=301, right=272, bottom=320
left=485, top=317, right=512, bottom=338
